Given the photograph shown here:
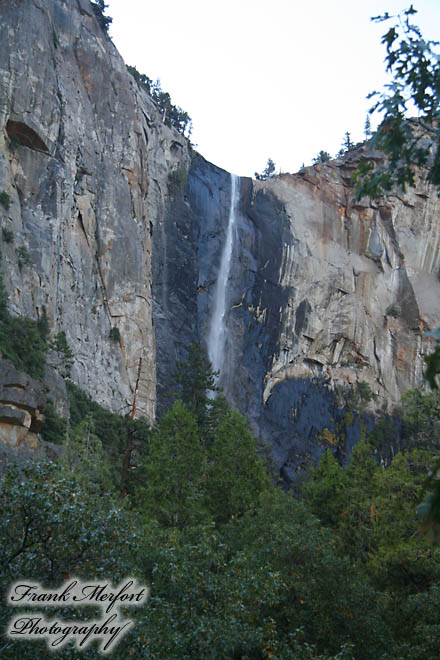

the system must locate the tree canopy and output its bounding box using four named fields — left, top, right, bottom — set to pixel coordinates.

left=255, top=158, right=276, bottom=180
left=91, top=0, right=113, bottom=34
left=127, top=65, right=192, bottom=137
